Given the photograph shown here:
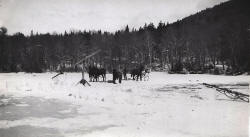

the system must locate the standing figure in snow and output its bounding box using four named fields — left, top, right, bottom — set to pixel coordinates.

left=113, top=68, right=122, bottom=84
left=117, top=69, right=122, bottom=83
left=142, top=68, right=150, bottom=81
left=123, top=67, right=127, bottom=80
left=112, top=69, right=117, bottom=84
